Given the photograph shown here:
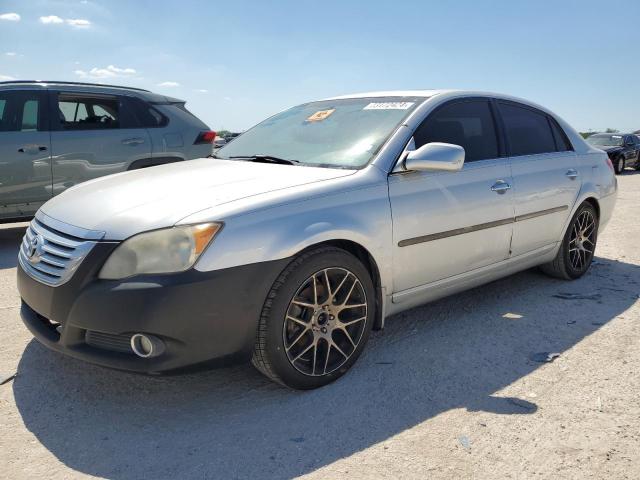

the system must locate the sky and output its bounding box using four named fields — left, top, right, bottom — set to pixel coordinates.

left=0, top=0, right=638, bottom=133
